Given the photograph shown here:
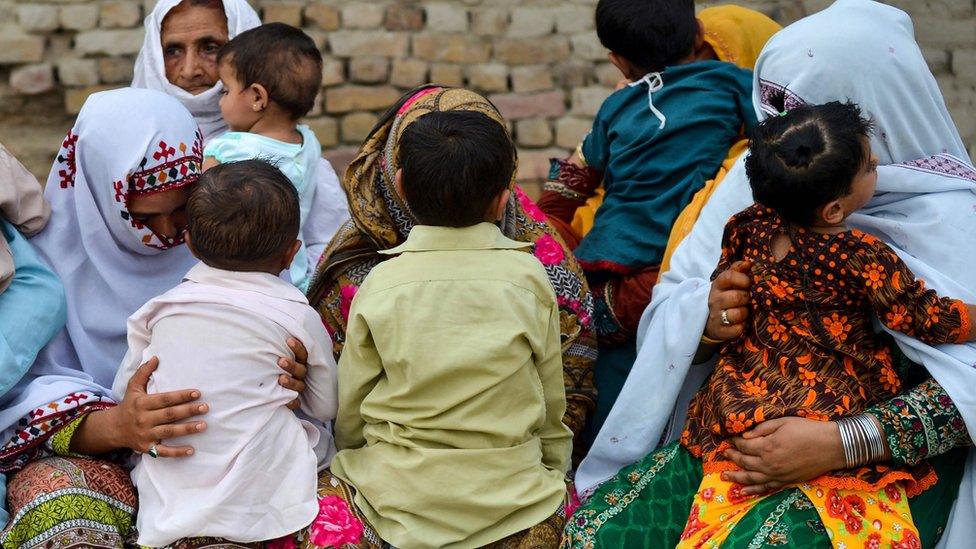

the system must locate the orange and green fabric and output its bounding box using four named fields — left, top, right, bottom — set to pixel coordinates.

left=676, top=473, right=920, bottom=549
left=681, top=205, right=969, bottom=479
left=562, top=442, right=966, bottom=549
